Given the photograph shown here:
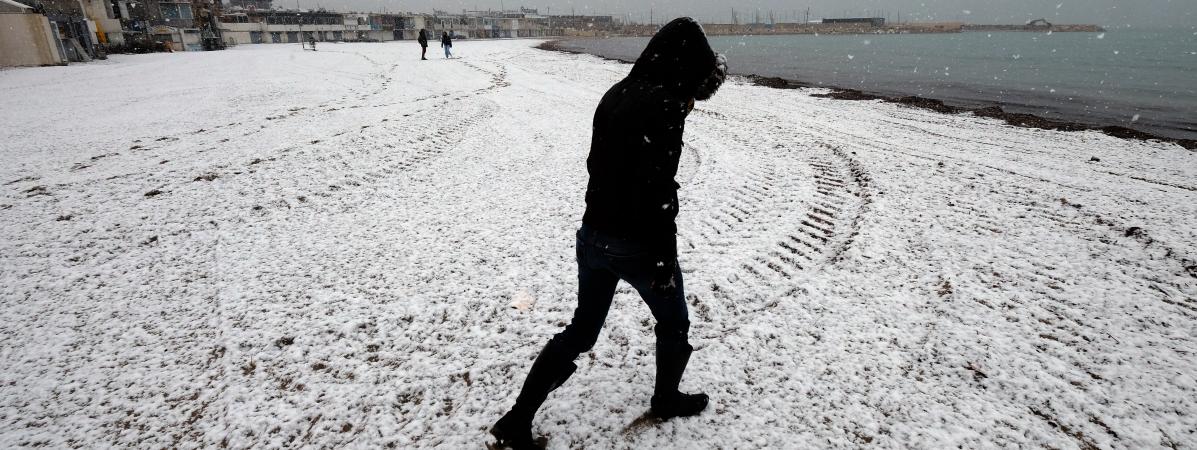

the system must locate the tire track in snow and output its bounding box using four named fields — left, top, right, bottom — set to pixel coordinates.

left=677, top=89, right=1192, bottom=446
left=204, top=63, right=516, bottom=448
left=45, top=50, right=508, bottom=190
left=931, top=182, right=1195, bottom=446
left=784, top=101, right=1196, bottom=446
left=231, top=96, right=501, bottom=217
left=0, top=47, right=510, bottom=449
left=672, top=105, right=872, bottom=333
